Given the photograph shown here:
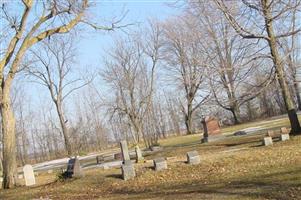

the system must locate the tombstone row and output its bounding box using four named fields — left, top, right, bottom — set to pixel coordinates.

left=120, top=140, right=201, bottom=180
left=19, top=127, right=290, bottom=187
left=263, top=127, right=290, bottom=146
